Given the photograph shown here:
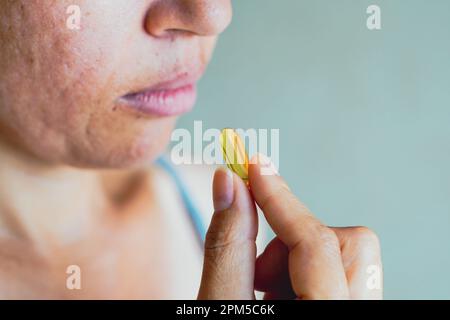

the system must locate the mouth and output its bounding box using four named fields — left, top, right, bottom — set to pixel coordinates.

left=116, top=73, right=200, bottom=117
